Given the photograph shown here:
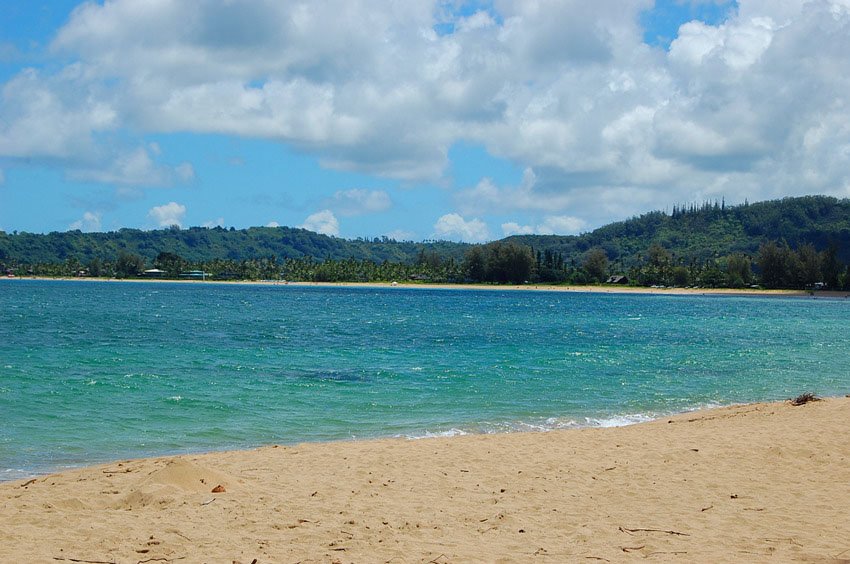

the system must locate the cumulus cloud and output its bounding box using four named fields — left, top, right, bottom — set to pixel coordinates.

left=502, top=215, right=587, bottom=236
left=433, top=213, right=490, bottom=242
left=69, top=211, right=102, bottom=232
left=148, top=201, right=186, bottom=227
left=300, top=209, right=339, bottom=236
left=3, top=0, right=850, bottom=228
left=266, top=221, right=280, bottom=227
left=456, top=168, right=576, bottom=215
left=202, top=217, right=224, bottom=228
left=325, top=189, right=392, bottom=216
left=384, top=229, right=417, bottom=241
left=69, top=145, right=194, bottom=186
left=175, top=162, right=196, bottom=182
